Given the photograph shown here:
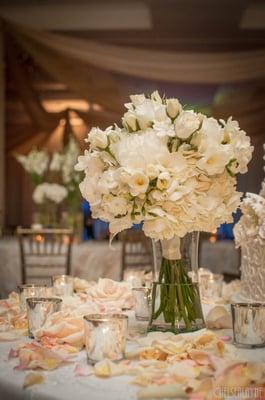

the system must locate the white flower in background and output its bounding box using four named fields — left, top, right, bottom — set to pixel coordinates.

left=33, top=183, right=67, bottom=204
left=87, top=127, right=109, bottom=149
left=234, top=193, right=265, bottom=247
left=16, top=149, right=49, bottom=176
left=62, top=137, right=80, bottom=184
left=50, top=152, right=63, bottom=171
left=174, top=110, right=201, bottom=139
left=77, top=91, right=253, bottom=240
